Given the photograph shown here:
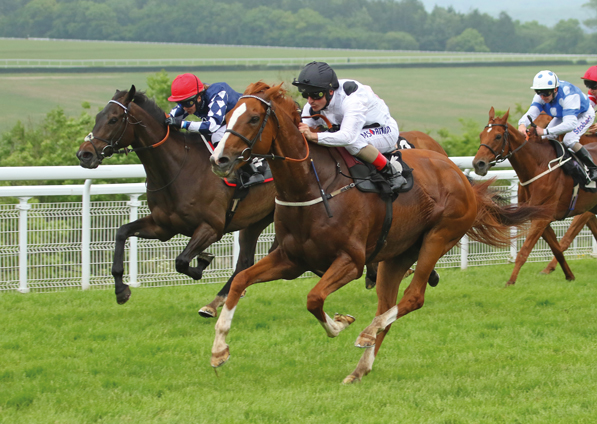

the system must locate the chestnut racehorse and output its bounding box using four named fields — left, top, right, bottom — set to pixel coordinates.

left=473, top=107, right=597, bottom=286
left=76, top=85, right=446, bottom=315
left=209, top=83, right=545, bottom=383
